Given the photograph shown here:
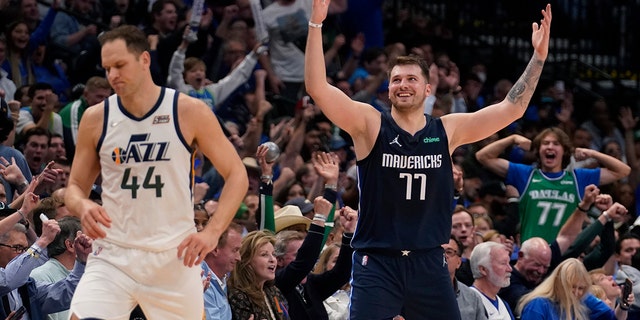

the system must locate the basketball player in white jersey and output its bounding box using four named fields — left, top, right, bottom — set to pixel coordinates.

left=65, top=25, right=248, bottom=319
